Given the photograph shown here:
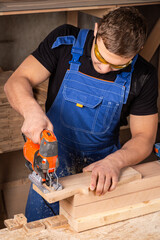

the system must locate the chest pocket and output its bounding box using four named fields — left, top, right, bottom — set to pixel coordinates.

left=60, top=86, right=120, bottom=134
